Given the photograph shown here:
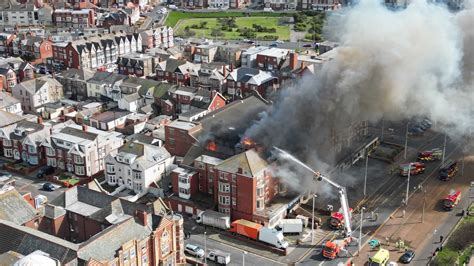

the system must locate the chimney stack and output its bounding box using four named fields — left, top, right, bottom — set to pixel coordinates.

left=222, top=65, right=227, bottom=78
left=82, top=124, right=88, bottom=132
left=37, top=116, right=43, bottom=124
left=289, top=52, right=298, bottom=70
left=135, top=210, right=148, bottom=227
